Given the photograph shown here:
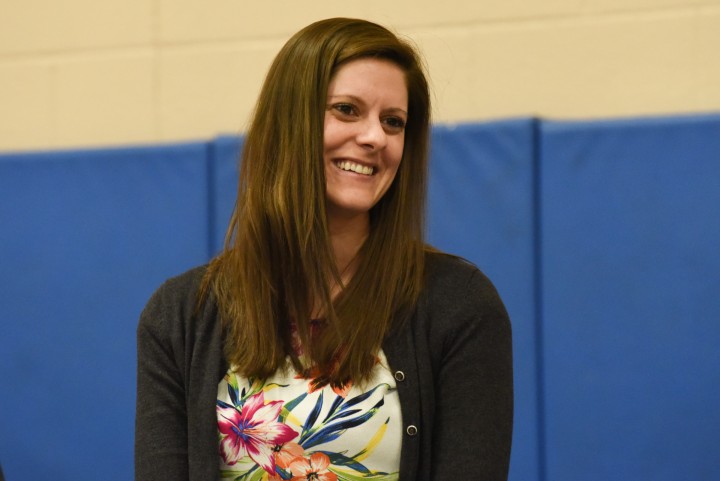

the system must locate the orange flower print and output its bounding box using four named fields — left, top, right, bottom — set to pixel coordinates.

left=273, top=442, right=304, bottom=469
left=301, top=368, right=353, bottom=398
left=288, top=452, right=338, bottom=481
